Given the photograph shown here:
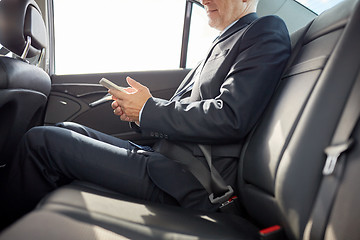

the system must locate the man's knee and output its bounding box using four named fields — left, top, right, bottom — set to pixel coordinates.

left=10, top=127, right=55, bottom=168
left=55, top=121, right=81, bottom=131
left=25, top=126, right=47, bottom=143
left=24, top=126, right=63, bottom=150
left=55, top=122, right=91, bottom=136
